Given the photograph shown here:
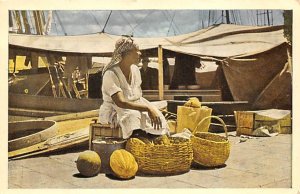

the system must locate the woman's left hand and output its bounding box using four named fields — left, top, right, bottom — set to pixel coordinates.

left=147, top=106, right=162, bottom=130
